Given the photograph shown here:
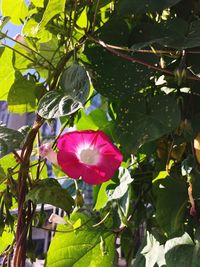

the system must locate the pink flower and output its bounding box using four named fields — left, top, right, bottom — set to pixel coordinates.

left=57, top=130, right=123, bottom=184
left=13, top=34, right=30, bottom=52
left=39, top=143, right=58, bottom=166
left=14, top=34, right=26, bottom=45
